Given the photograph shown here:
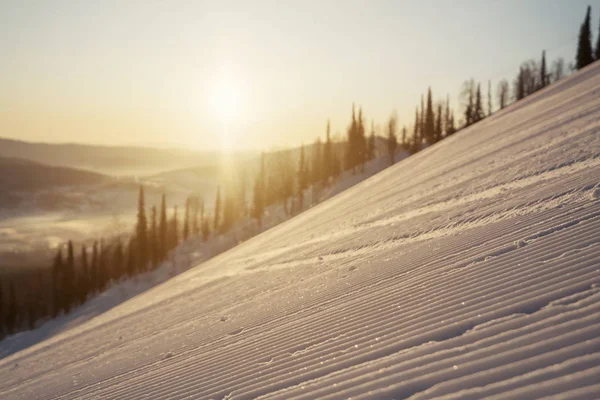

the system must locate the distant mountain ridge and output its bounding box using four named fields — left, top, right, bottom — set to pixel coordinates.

left=0, top=137, right=254, bottom=176
left=0, top=156, right=110, bottom=192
